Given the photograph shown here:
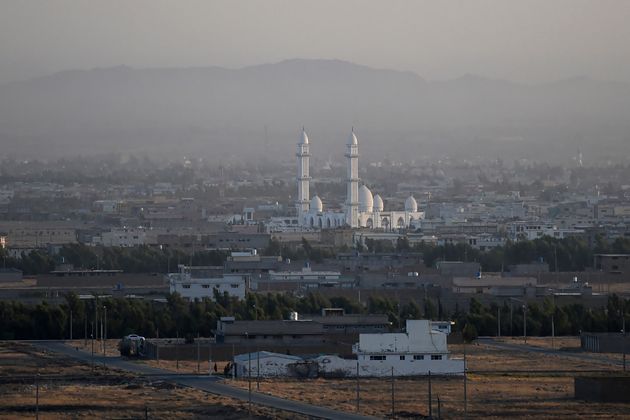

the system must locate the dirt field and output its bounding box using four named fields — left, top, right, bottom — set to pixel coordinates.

left=493, top=336, right=628, bottom=366
left=226, top=339, right=630, bottom=419
left=0, top=342, right=305, bottom=419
